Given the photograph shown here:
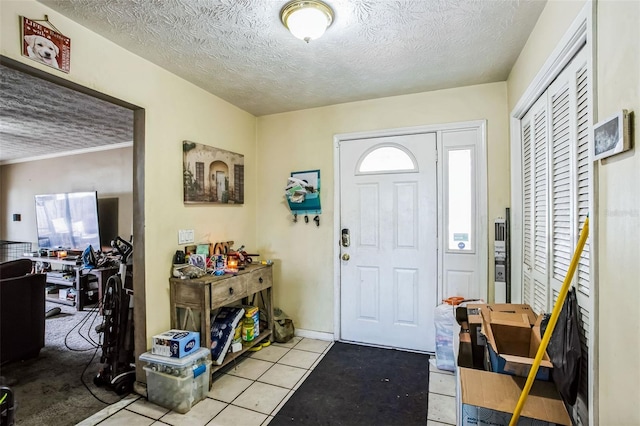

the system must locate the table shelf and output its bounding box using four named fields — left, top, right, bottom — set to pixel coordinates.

left=169, top=264, right=274, bottom=378
left=25, top=256, right=117, bottom=311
